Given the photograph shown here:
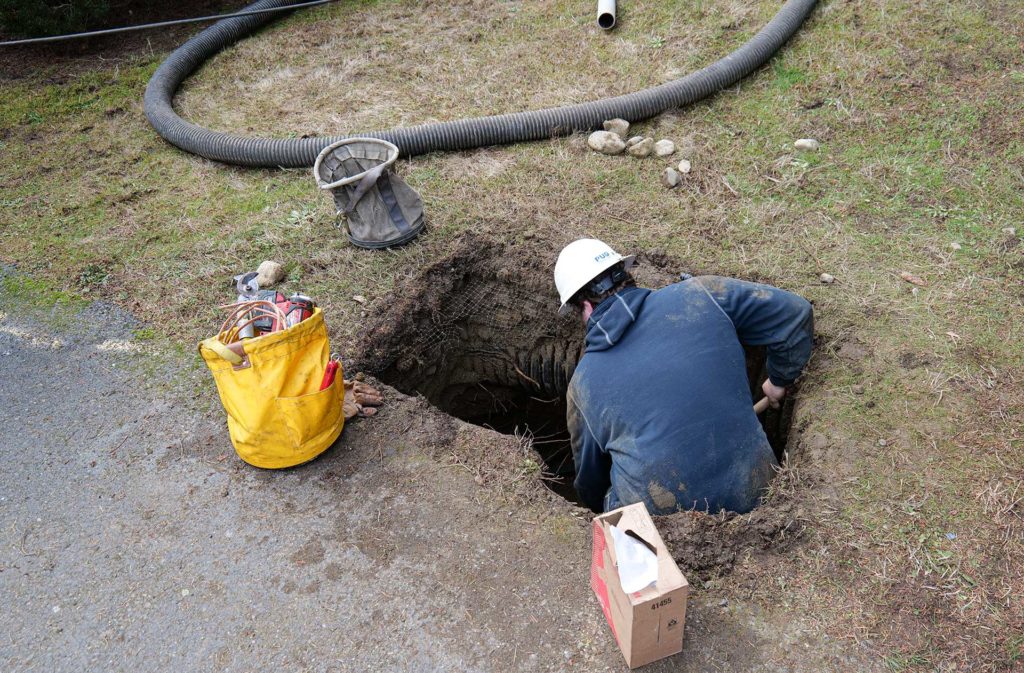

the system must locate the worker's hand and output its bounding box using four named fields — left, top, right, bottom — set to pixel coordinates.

left=343, top=379, right=384, bottom=419
left=761, top=379, right=787, bottom=409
